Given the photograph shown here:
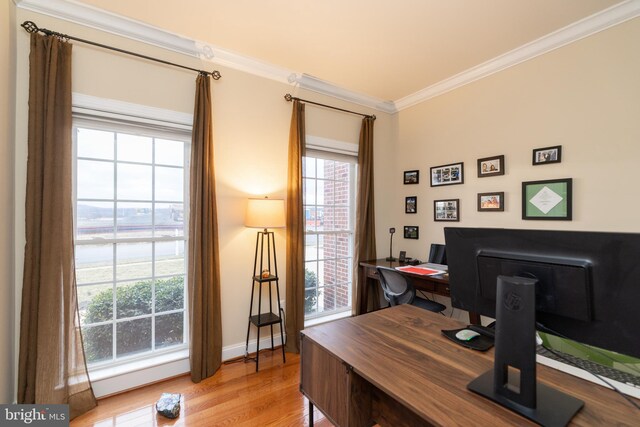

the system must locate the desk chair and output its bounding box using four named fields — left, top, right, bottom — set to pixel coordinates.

left=428, top=243, right=447, bottom=265
left=376, top=267, right=446, bottom=313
